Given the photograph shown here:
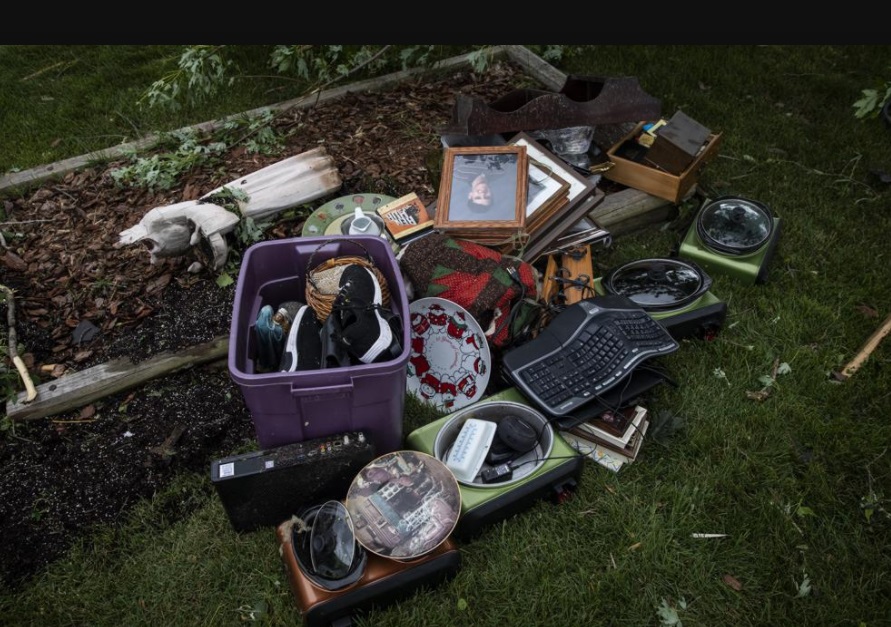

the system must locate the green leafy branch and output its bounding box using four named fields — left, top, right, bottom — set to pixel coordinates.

left=853, top=77, right=891, bottom=120
left=109, top=128, right=226, bottom=191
